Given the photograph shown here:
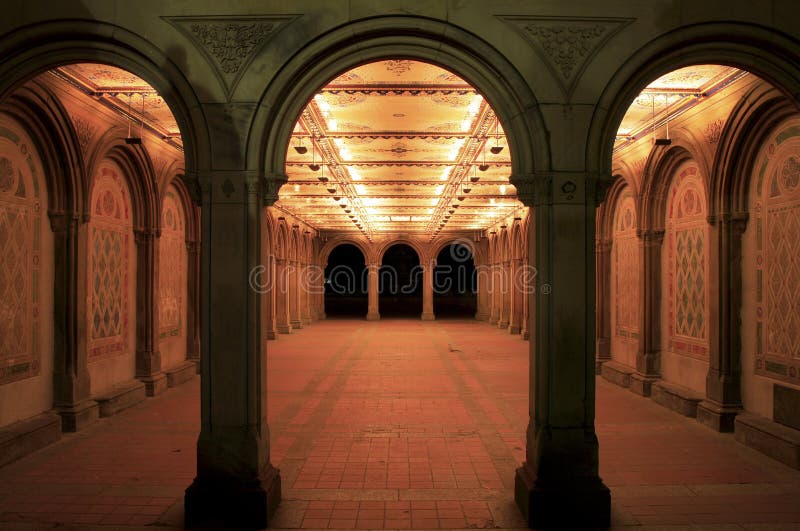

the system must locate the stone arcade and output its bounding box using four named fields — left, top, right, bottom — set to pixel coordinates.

left=1, top=2, right=800, bottom=529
